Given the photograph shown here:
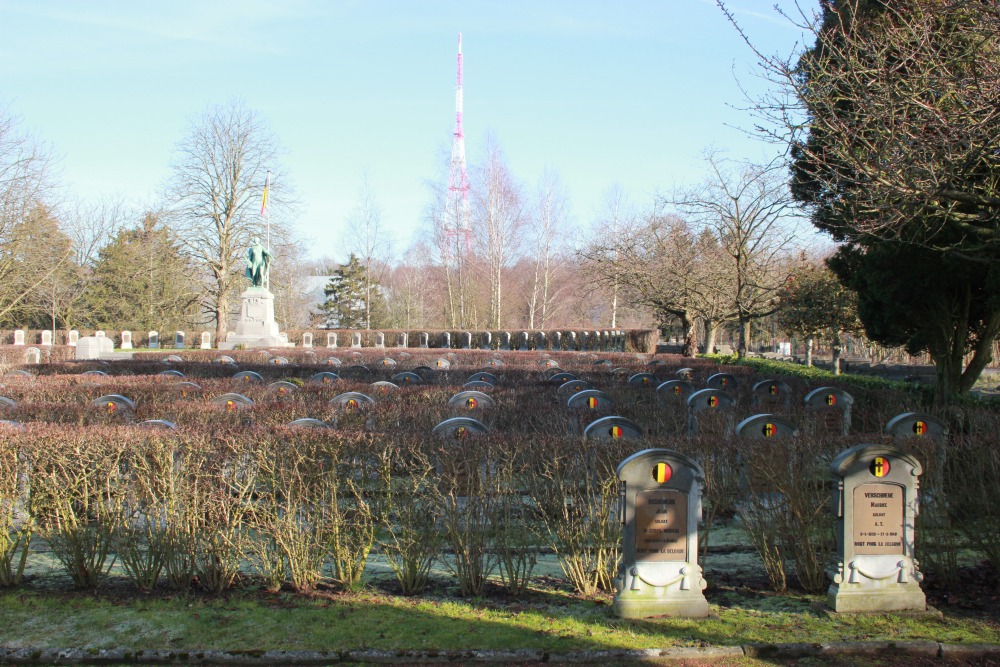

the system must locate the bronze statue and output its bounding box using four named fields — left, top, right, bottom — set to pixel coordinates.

left=245, top=237, right=271, bottom=288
